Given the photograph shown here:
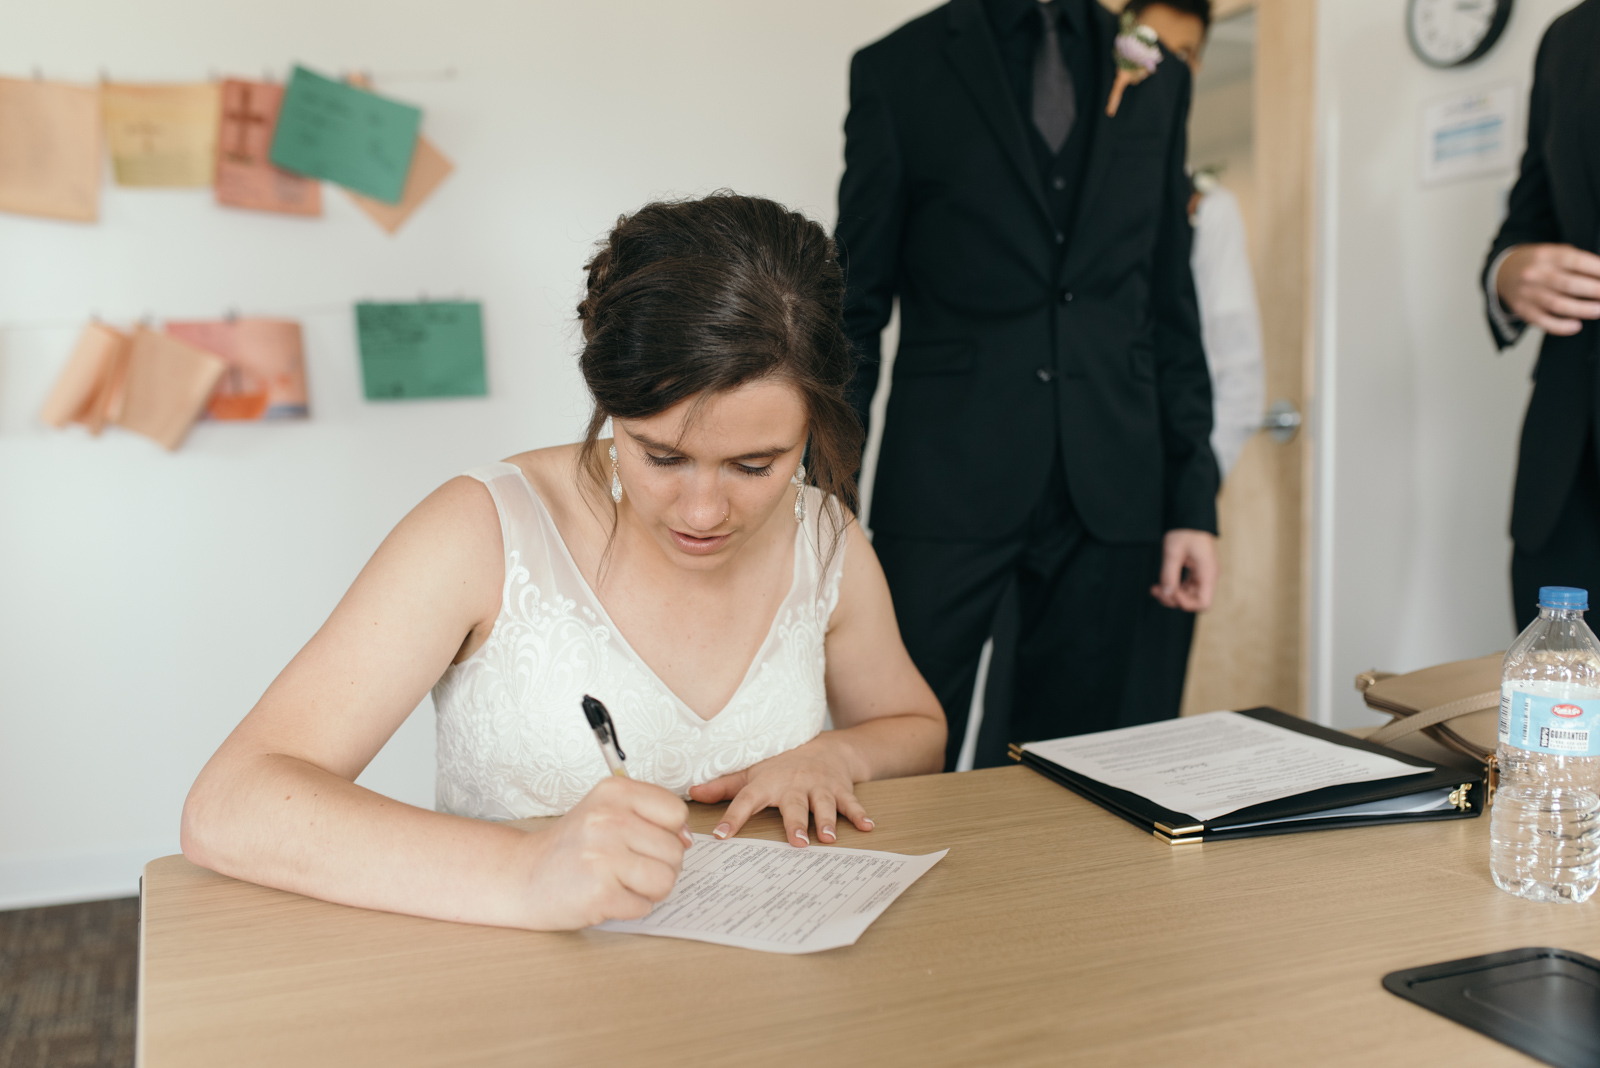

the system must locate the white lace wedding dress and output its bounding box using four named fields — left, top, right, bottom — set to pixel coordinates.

left=431, top=462, right=845, bottom=819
